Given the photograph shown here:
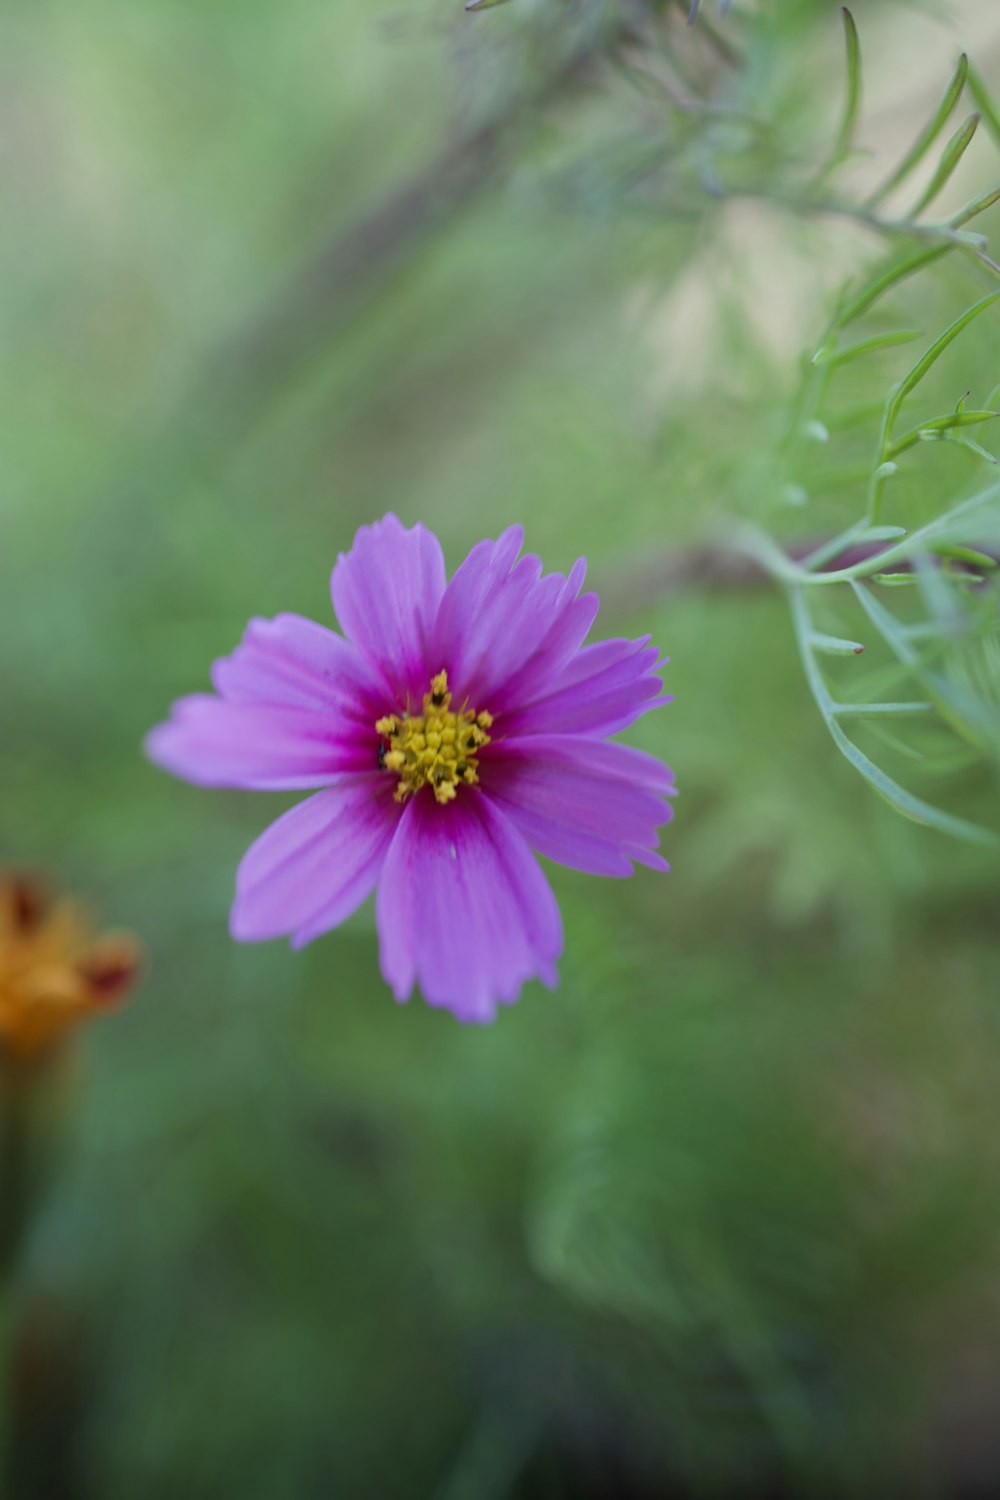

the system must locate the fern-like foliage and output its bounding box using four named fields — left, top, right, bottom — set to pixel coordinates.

left=736, top=13, right=1000, bottom=845
left=464, top=3, right=999, bottom=841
